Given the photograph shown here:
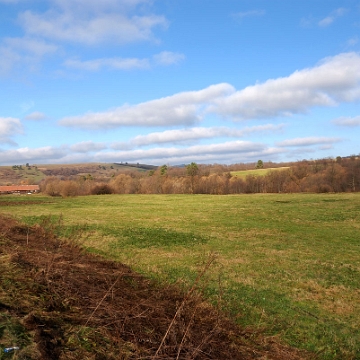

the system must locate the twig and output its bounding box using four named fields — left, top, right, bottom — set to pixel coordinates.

left=175, top=300, right=198, bottom=360
left=152, top=254, right=216, bottom=359
left=82, top=276, right=120, bottom=329
left=44, top=253, right=58, bottom=282
left=190, top=322, right=220, bottom=358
